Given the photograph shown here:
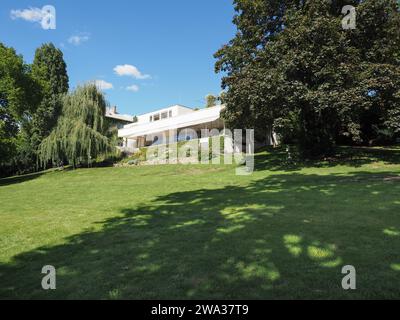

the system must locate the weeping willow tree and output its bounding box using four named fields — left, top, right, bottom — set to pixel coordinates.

left=39, top=84, right=113, bottom=168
